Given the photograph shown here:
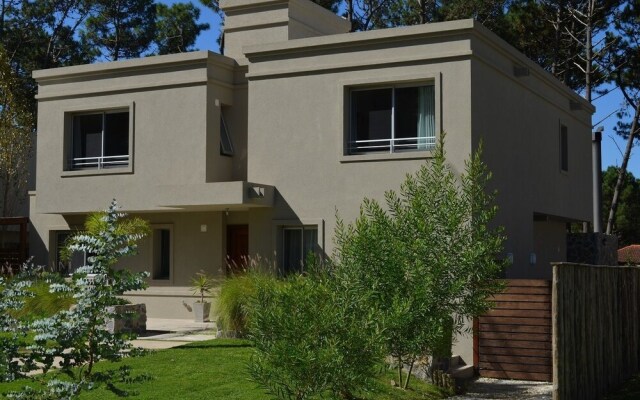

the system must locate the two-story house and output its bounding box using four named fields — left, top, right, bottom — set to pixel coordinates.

left=29, top=0, right=592, bottom=362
